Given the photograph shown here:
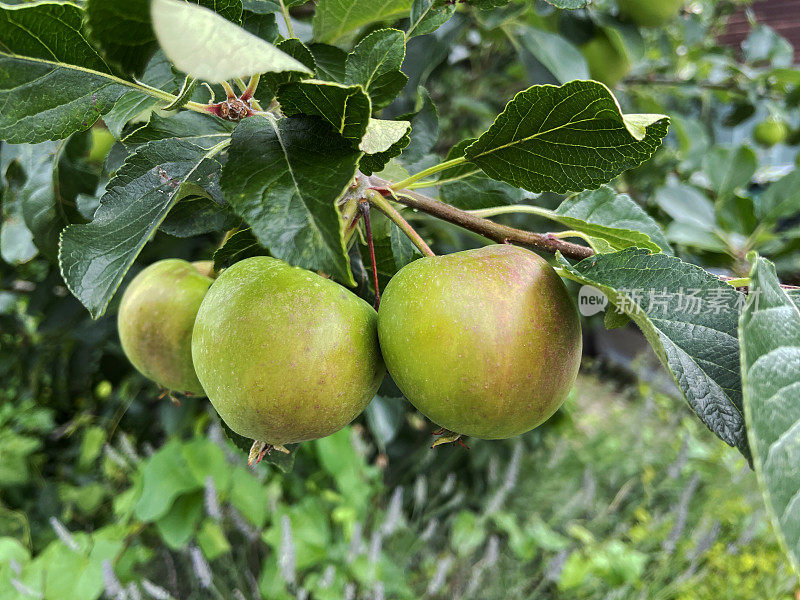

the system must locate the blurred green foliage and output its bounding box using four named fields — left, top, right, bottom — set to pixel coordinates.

left=3, top=0, right=800, bottom=597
